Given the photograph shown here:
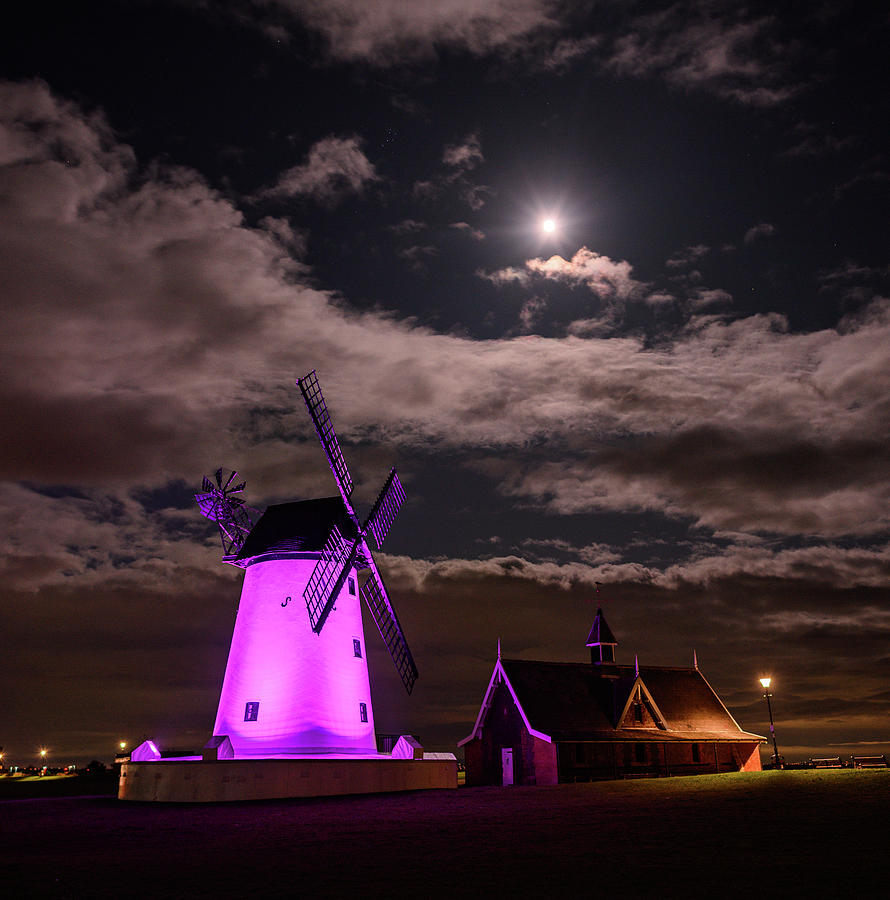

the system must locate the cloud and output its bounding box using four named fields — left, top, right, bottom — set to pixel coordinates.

left=449, top=222, right=485, bottom=241
left=499, top=424, right=890, bottom=538
left=4, top=79, right=890, bottom=578
left=389, top=218, right=427, bottom=235
left=604, top=4, right=796, bottom=106
left=524, top=247, right=645, bottom=300
left=261, top=135, right=377, bottom=202
left=481, top=248, right=646, bottom=304
left=744, top=222, right=777, bottom=244
left=413, top=135, right=491, bottom=210
left=477, top=264, right=528, bottom=286
left=518, top=296, right=547, bottom=333
left=783, top=127, right=857, bottom=159
left=442, top=134, right=483, bottom=170
left=540, top=35, right=601, bottom=71
left=379, top=538, right=890, bottom=597
left=268, top=0, right=558, bottom=64
left=666, top=244, right=710, bottom=269
left=482, top=246, right=650, bottom=333
left=258, top=216, right=309, bottom=256
left=397, top=243, right=438, bottom=271
left=690, top=287, right=733, bottom=309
